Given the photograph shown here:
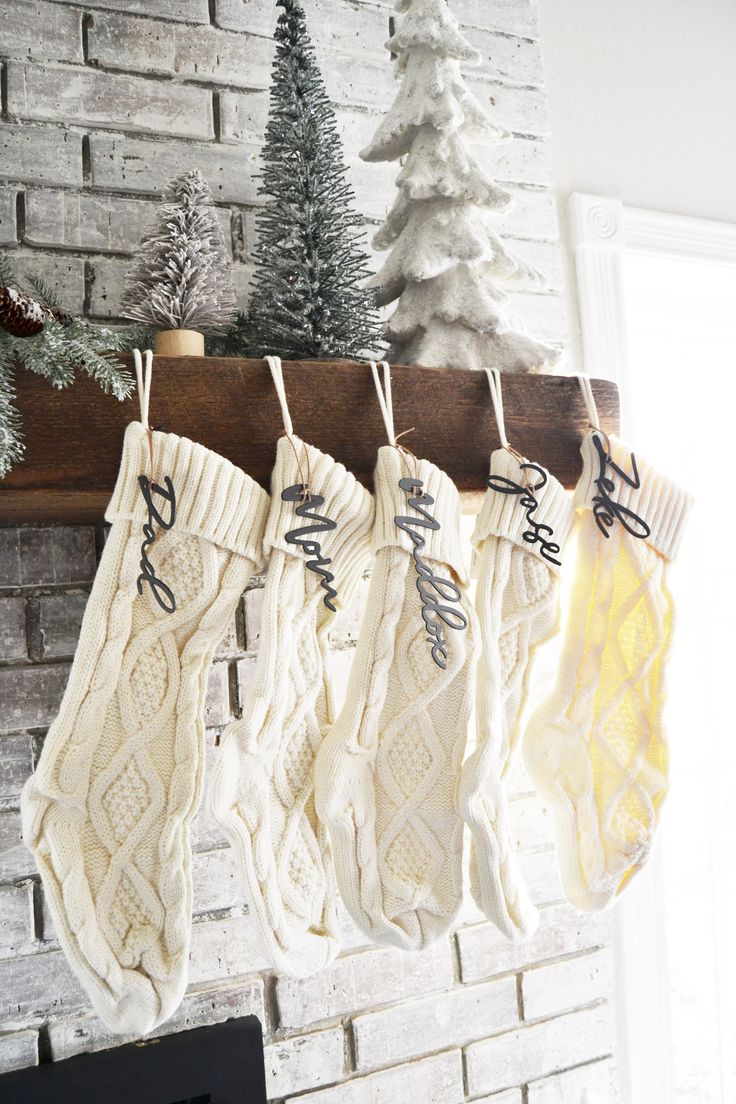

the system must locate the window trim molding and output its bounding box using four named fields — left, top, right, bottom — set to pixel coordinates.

left=568, top=192, right=736, bottom=1104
